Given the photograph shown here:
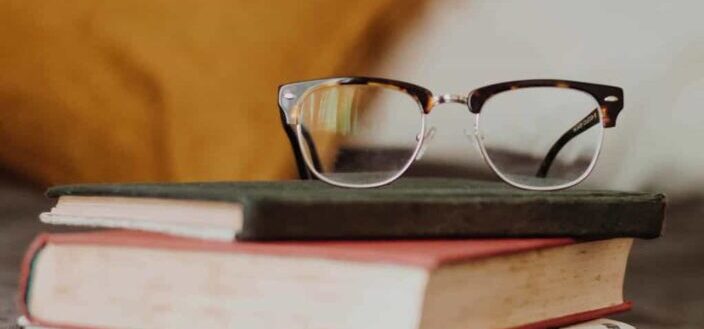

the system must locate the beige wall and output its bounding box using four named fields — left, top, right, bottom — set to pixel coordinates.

left=371, top=0, right=704, bottom=197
